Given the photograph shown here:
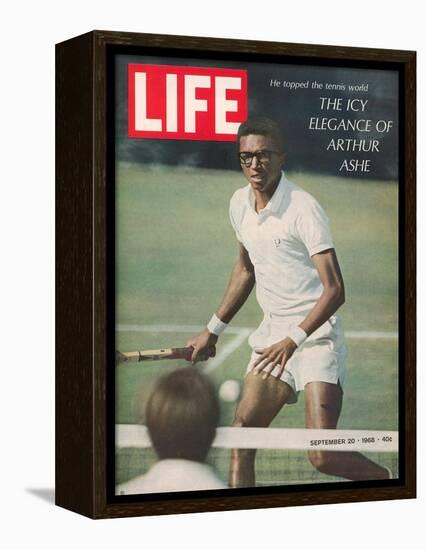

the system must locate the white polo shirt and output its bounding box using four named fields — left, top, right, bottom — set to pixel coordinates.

left=229, top=171, right=334, bottom=318
left=116, top=459, right=226, bottom=494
